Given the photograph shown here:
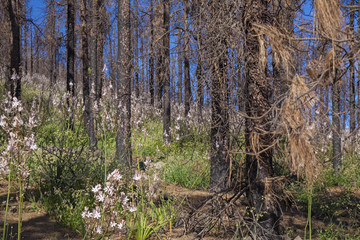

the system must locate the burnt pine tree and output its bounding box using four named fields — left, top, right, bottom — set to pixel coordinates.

left=244, top=0, right=281, bottom=238
left=66, top=0, right=75, bottom=97
left=332, top=66, right=342, bottom=173
left=149, top=0, right=155, bottom=106
left=162, top=0, right=171, bottom=144
left=183, top=0, right=191, bottom=117
left=47, top=0, right=57, bottom=86
left=66, top=0, right=76, bottom=129
left=81, top=0, right=96, bottom=148
left=8, top=0, right=22, bottom=99
left=207, top=1, right=230, bottom=192
left=115, top=0, right=132, bottom=167
left=349, top=0, right=356, bottom=134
